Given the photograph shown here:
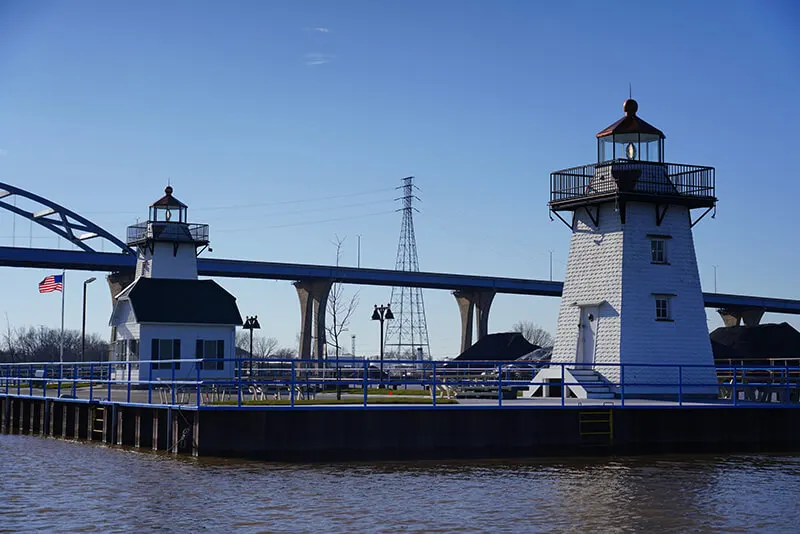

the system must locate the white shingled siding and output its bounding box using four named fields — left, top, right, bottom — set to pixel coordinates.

left=136, top=243, right=198, bottom=280
left=552, top=200, right=716, bottom=395
left=551, top=202, right=624, bottom=382
left=619, top=203, right=716, bottom=394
